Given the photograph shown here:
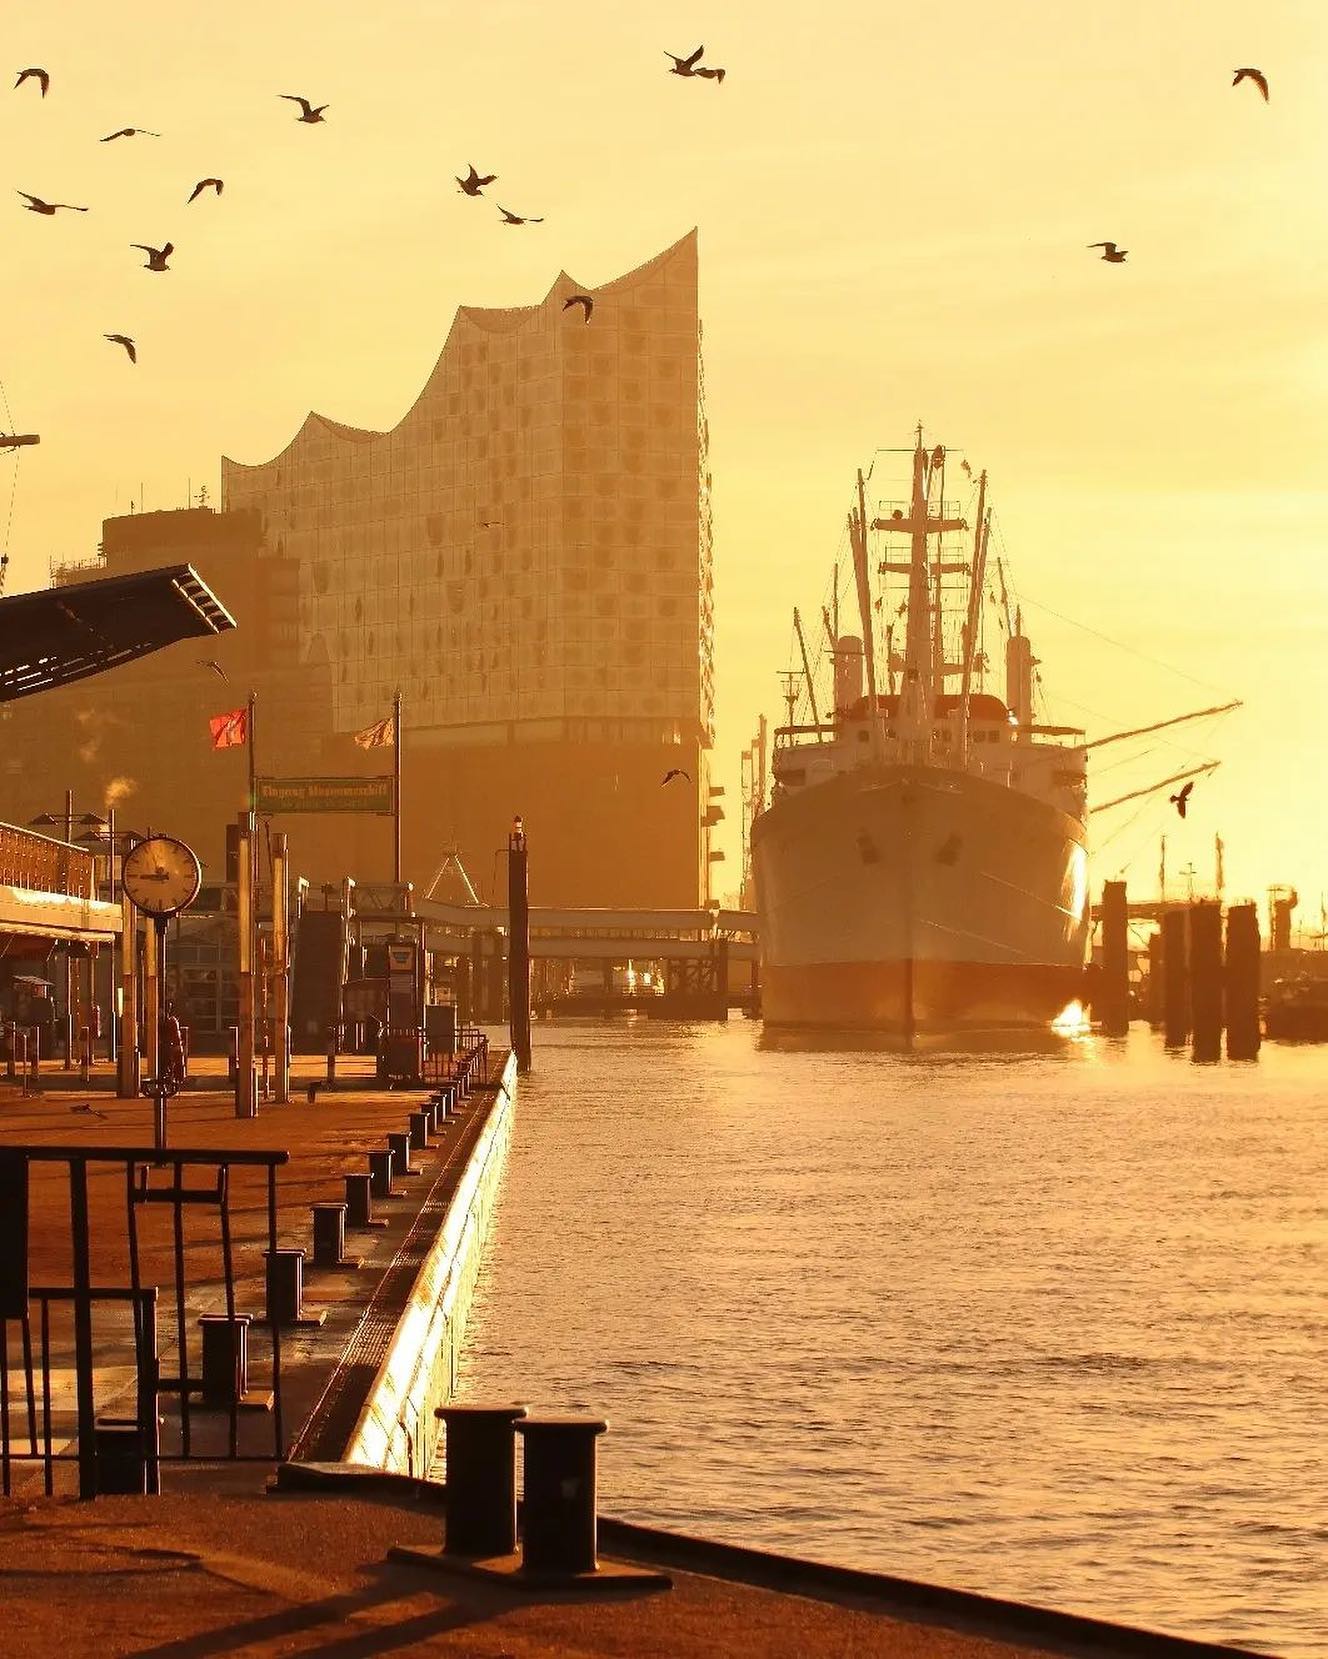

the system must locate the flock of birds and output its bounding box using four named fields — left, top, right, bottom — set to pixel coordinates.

left=9, top=46, right=731, bottom=362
